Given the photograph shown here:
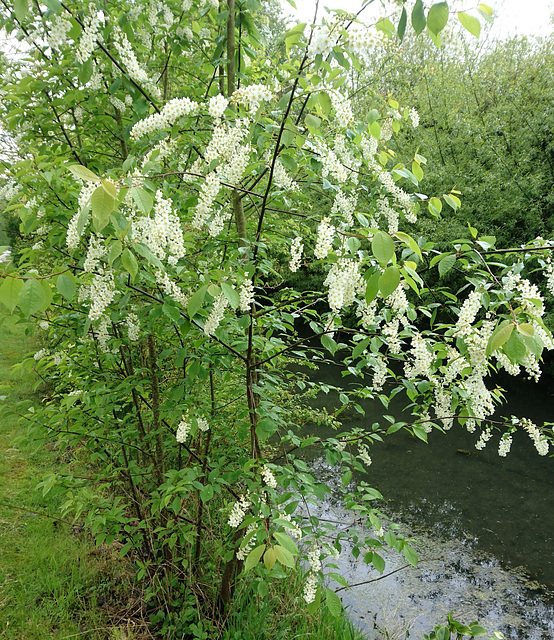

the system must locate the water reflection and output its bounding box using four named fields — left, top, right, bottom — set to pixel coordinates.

left=295, top=361, right=554, bottom=637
